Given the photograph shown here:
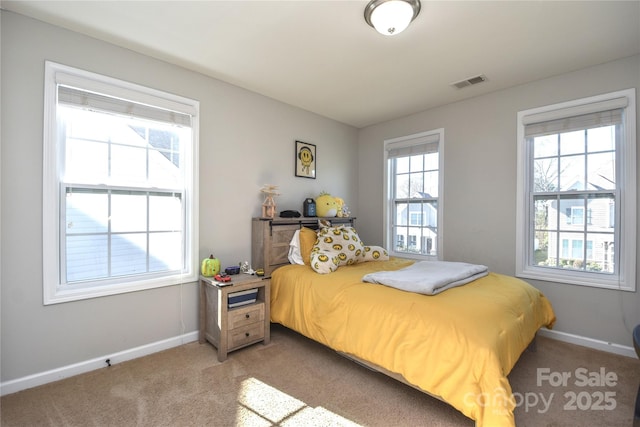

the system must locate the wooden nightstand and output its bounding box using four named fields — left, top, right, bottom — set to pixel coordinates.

left=199, top=274, right=271, bottom=362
